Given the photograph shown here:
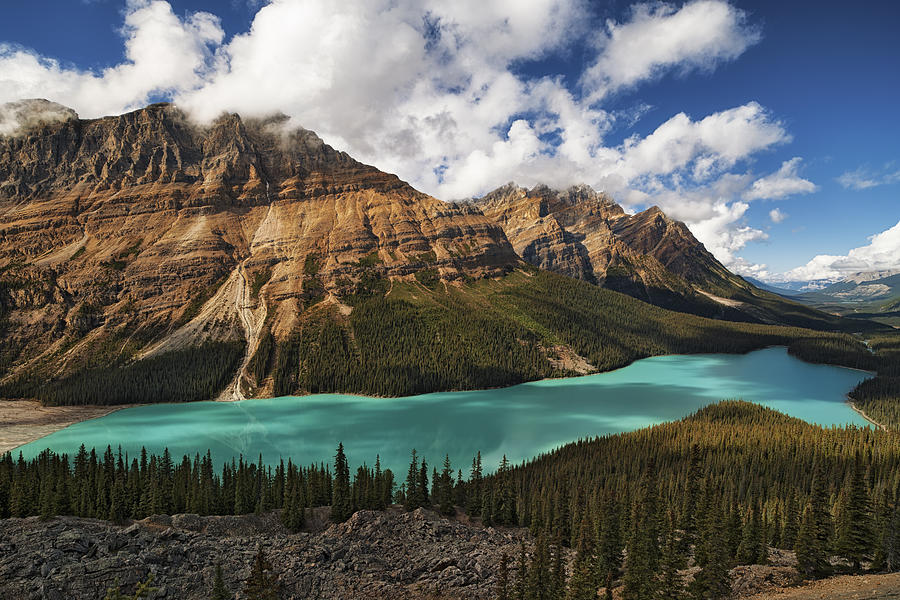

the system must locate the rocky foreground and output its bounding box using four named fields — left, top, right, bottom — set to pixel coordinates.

left=0, top=508, right=528, bottom=600
left=3, top=507, right=900, bottom=599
